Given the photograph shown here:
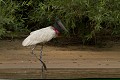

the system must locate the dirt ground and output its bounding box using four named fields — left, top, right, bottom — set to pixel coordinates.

left=0, top=39, right=120, bottom=78
left=0, top=39, right=120, bottom=68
